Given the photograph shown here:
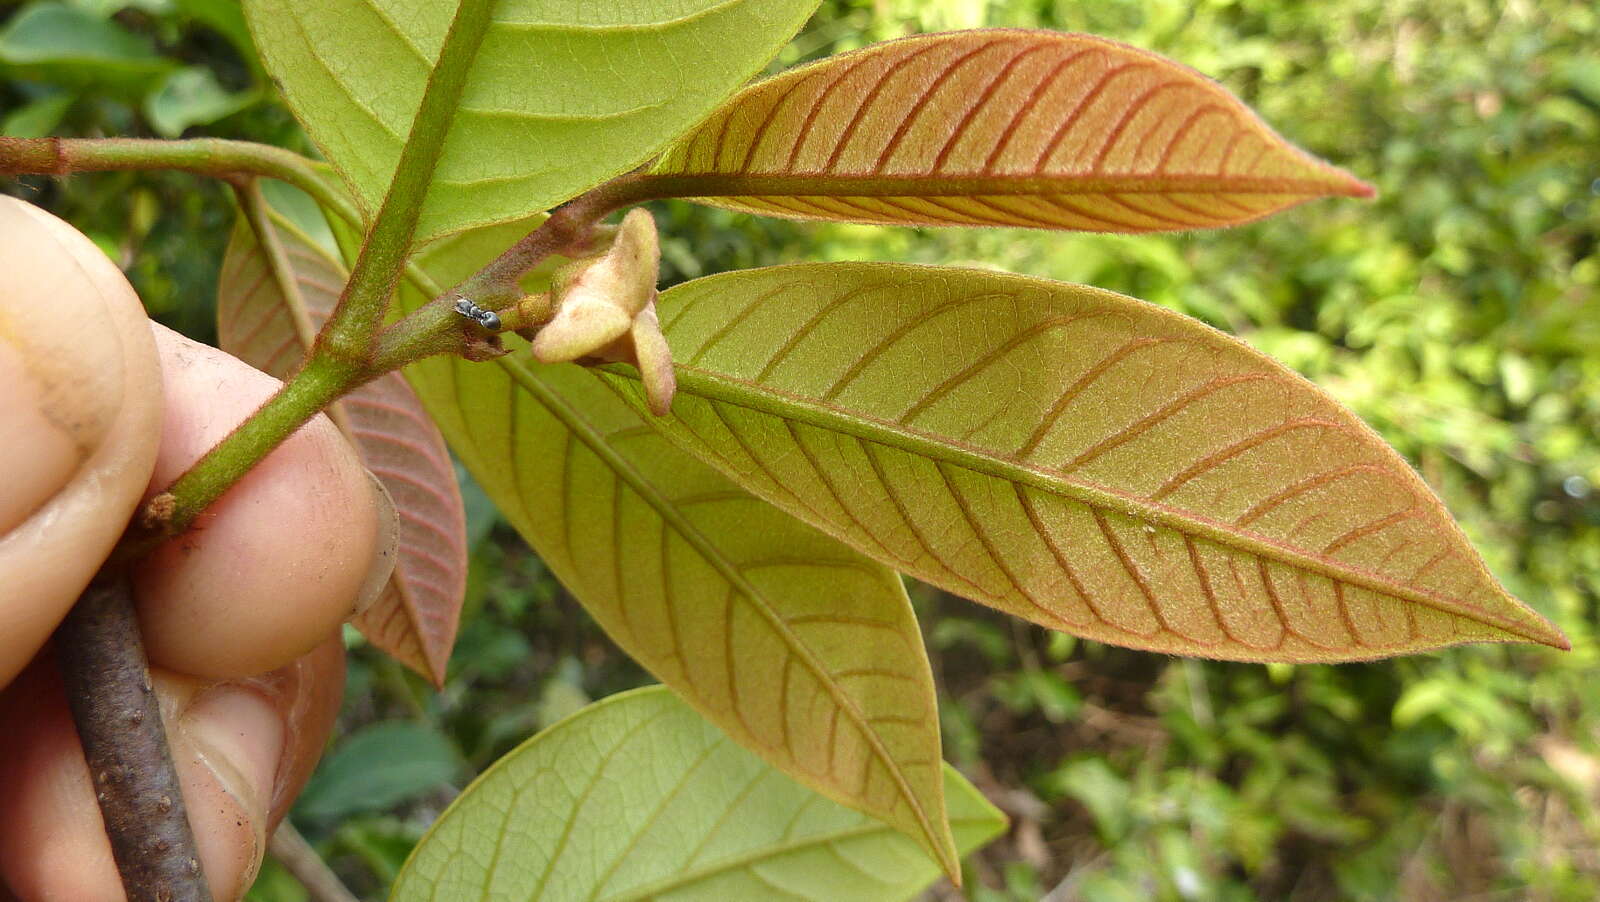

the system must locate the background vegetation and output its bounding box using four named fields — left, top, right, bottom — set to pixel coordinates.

left=4, top=0, right=1598, bottom=898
